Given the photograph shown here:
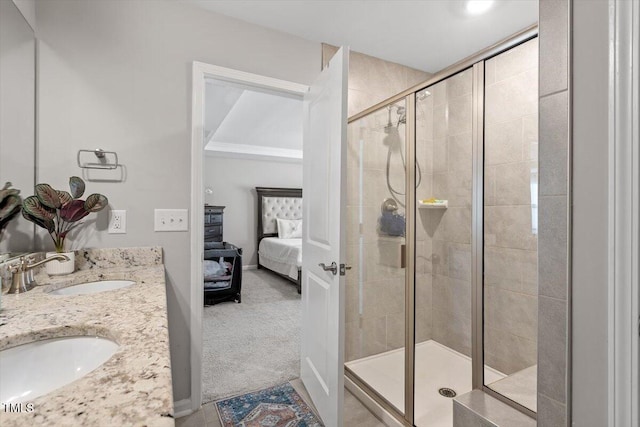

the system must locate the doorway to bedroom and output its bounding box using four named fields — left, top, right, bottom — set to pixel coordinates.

left=192, top=65, right=309, bottom=407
